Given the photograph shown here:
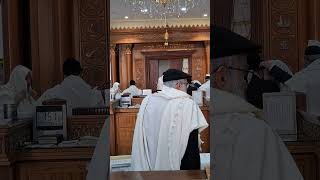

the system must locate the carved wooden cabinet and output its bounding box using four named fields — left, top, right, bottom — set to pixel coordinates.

left=15, top=147, right=93, bottom=180
left=287, top=142, right=320, bottom=180
left=114, top=108, right=138, bottom=155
